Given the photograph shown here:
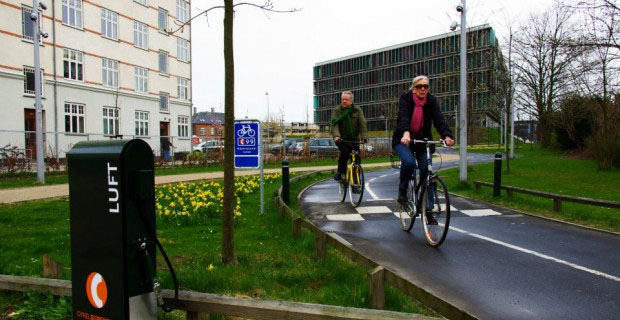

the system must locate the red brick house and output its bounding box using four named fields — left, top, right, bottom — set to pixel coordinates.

left=192, top=108, right=225, bottom=144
